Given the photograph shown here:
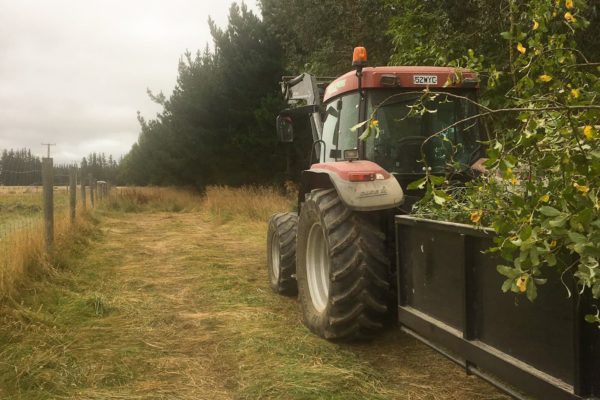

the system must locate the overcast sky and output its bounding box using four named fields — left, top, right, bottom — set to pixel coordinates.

left=0, top=0, right=260, bottom=163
